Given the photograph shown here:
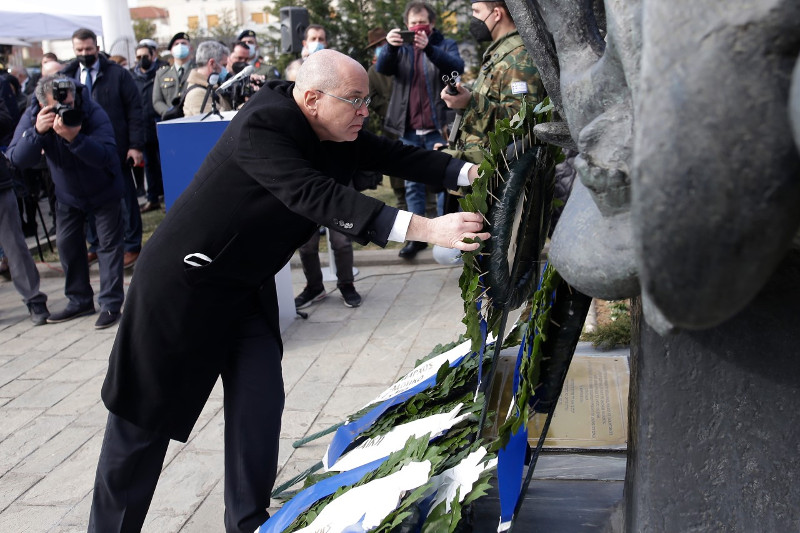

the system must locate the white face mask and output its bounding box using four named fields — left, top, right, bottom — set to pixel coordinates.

left=247, top=44, right=257, bottom=58
left=172, top=43, right=190, bottom=60
left=306, top=41, right=325, bottom=55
